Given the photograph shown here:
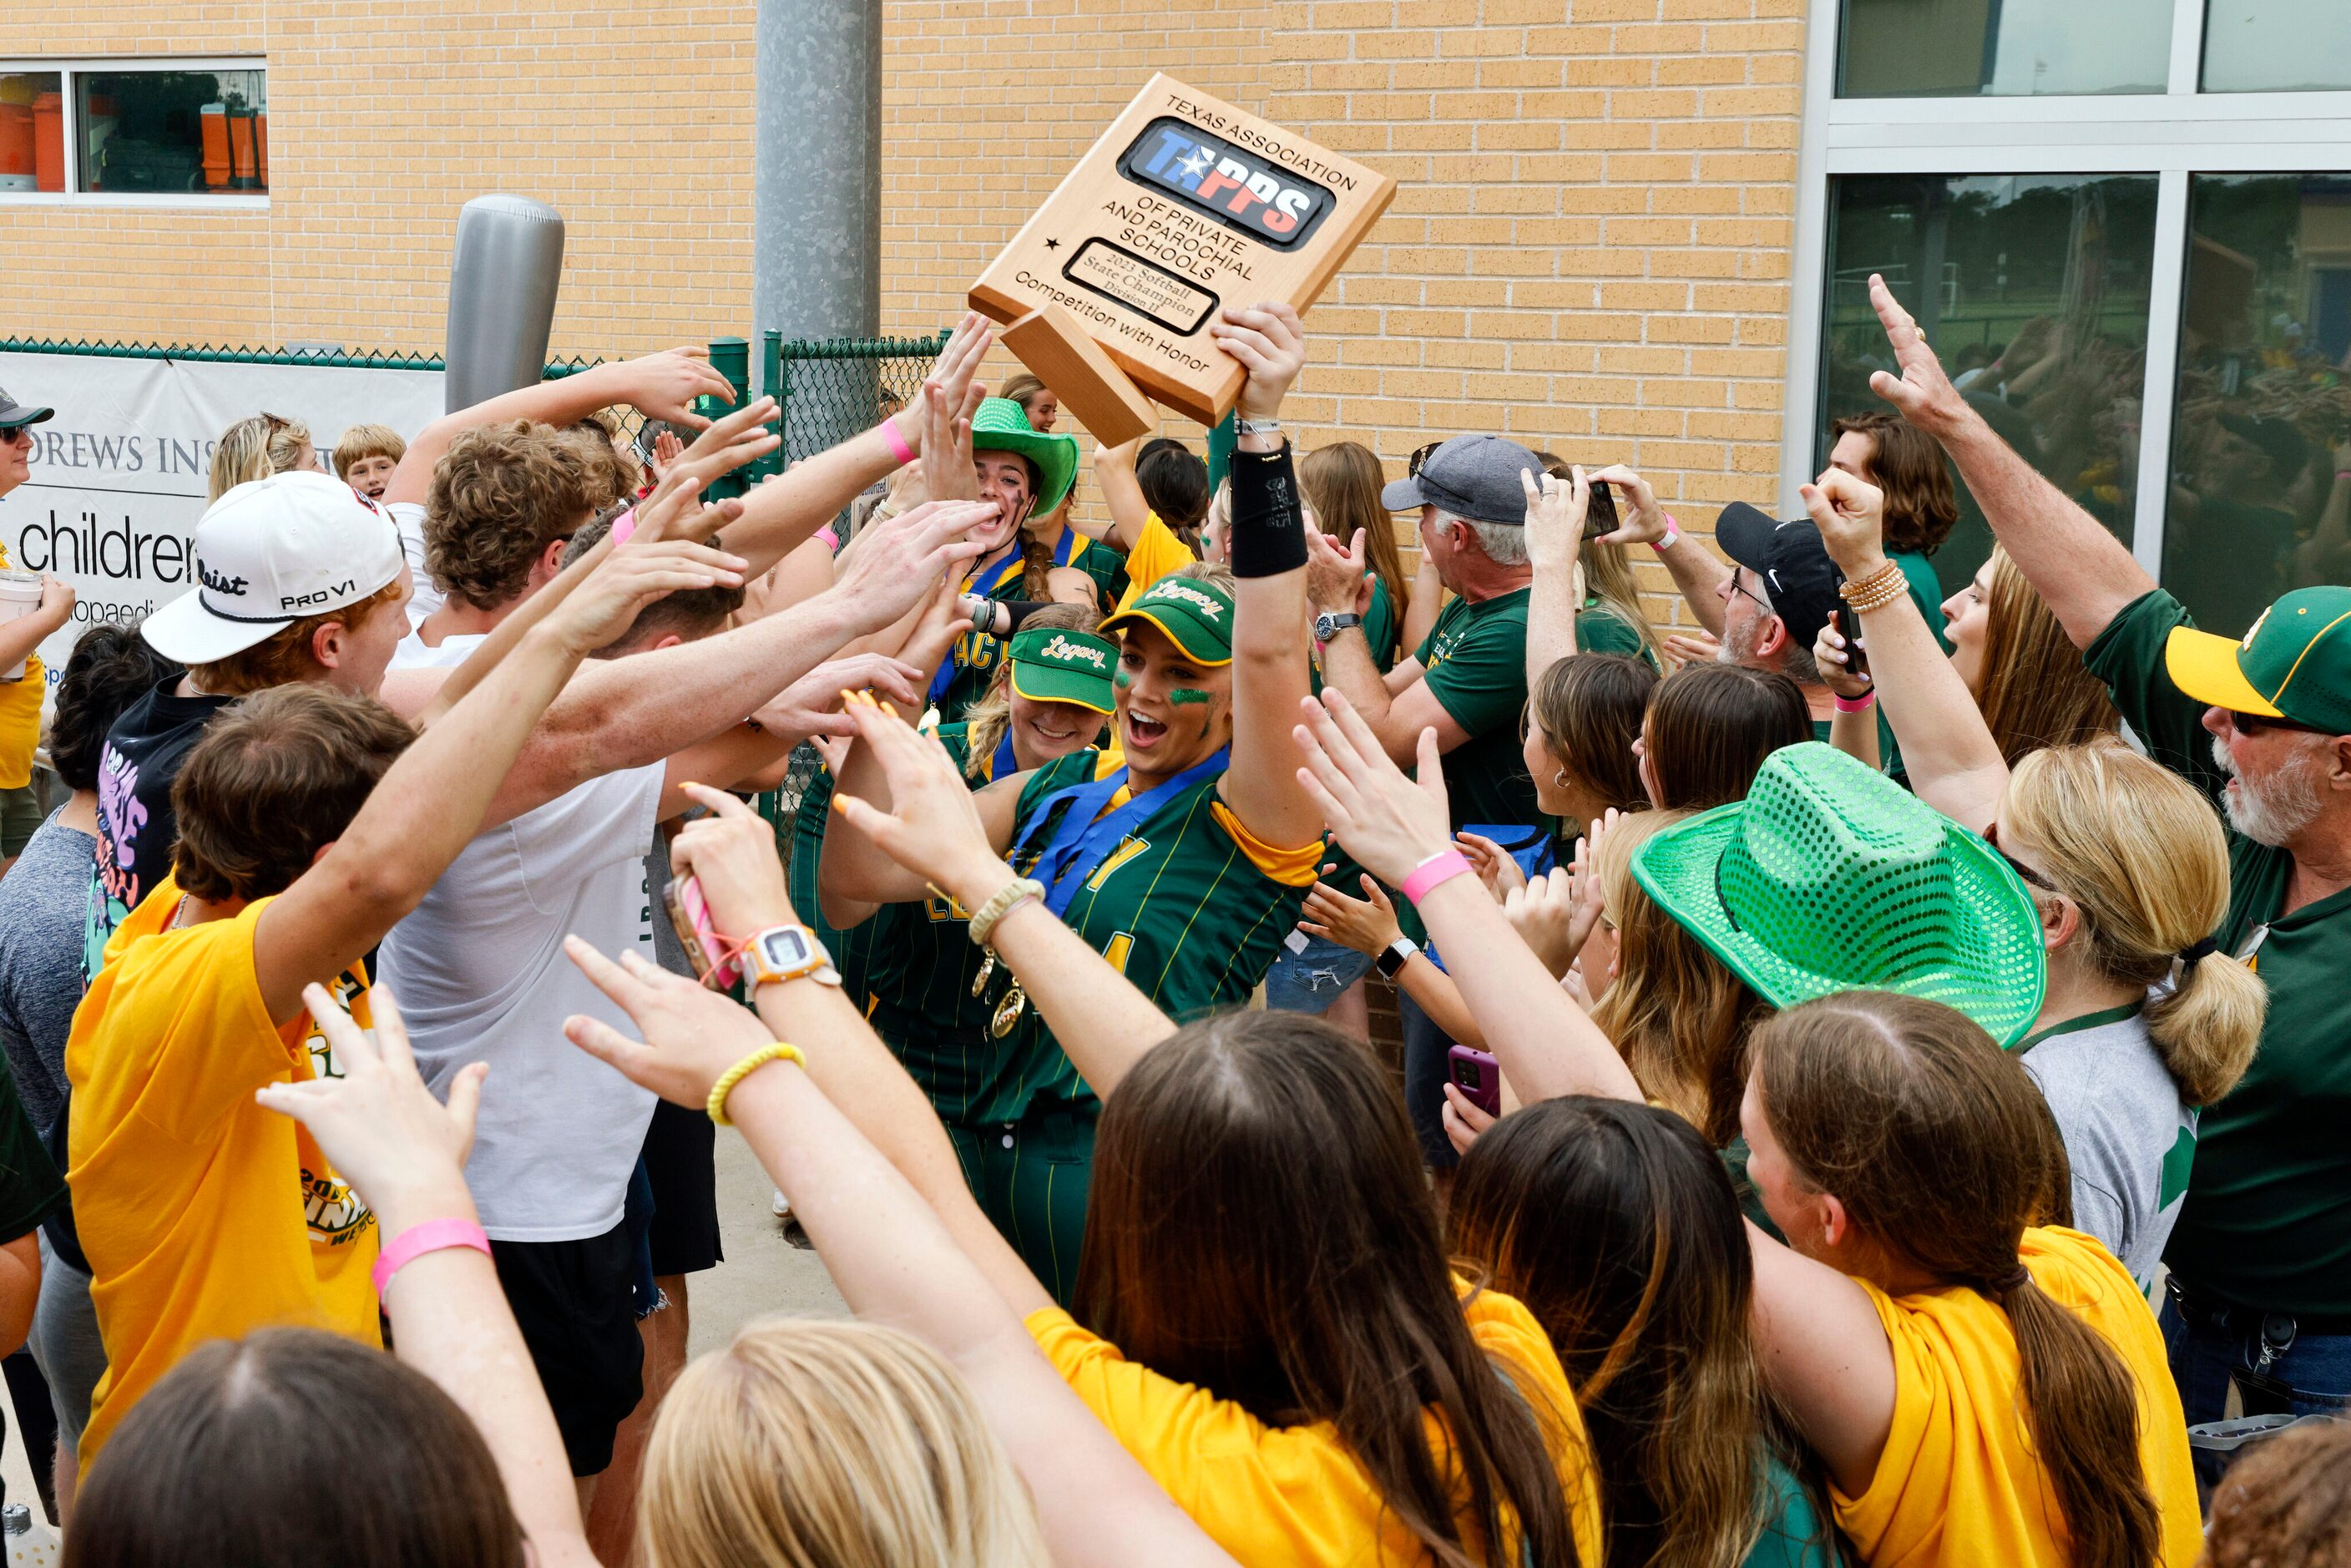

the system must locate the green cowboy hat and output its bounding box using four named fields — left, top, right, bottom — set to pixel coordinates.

left=971, top=396, right=1079, bottom=514
left=1099, top=573, right=1235, bottom=666
left=1008, top=625, right=1118, bottom=714
left=1631, top=742, right=2046, bottom=1045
